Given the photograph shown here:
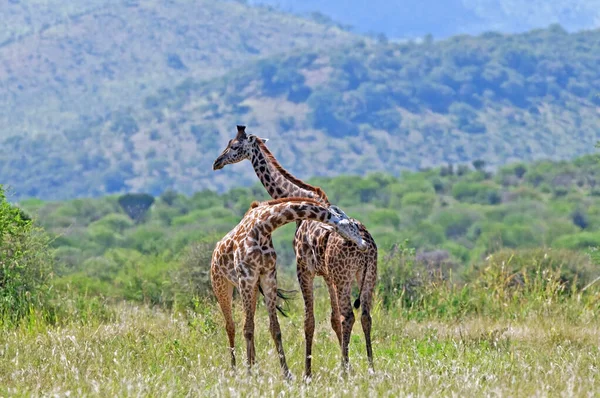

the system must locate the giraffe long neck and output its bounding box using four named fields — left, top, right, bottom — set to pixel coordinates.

left=249, top=142, right=328, bottom=204
left=256, top=202, right=332, bottom=235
